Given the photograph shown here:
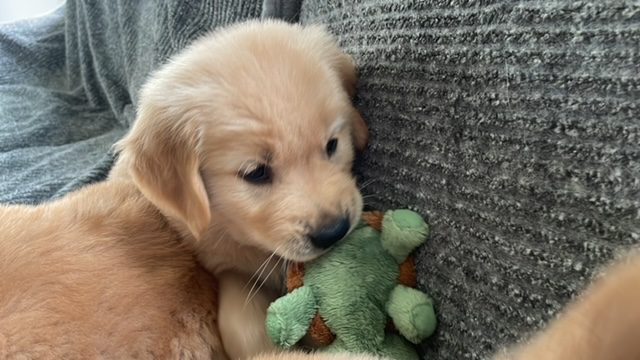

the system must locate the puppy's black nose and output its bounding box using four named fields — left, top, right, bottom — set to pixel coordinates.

left=309, top=217, right=351, bottom=249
